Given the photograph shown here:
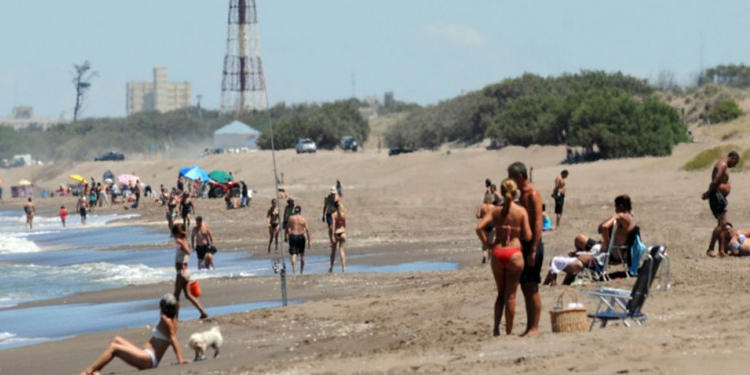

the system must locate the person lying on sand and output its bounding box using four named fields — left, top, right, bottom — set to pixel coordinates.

left=78, top=294, right=190, bottom=375
left=718, top=222, right=750, bottom=256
